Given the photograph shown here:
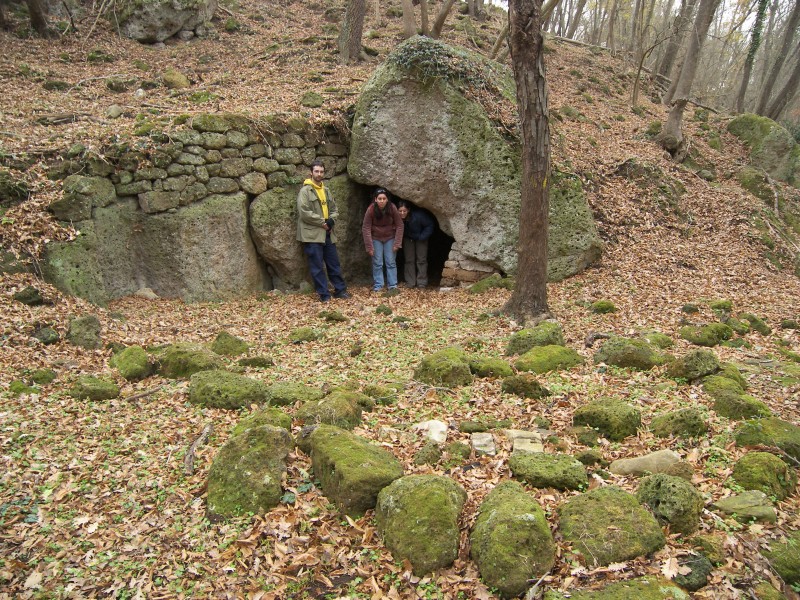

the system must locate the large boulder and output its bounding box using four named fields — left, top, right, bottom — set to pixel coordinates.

left=636, top=474, right=704, bottom=535
left=188, top=370, right=271, bottom=409
left=761, top=530, right=800, bottom=586
left=348, top=36, right=601, bottom=280
left=116, top=0, right=217, bottom=43
left=727, top=113, right=799, bottom=184
left=731, top=451, right=797, bottom=501
left=508, top=452, right=588, bottom=490
left=593, top=336, right=671, bottom=370
left=573, top=398, right=642, bottom=441
left=734, top=417, right=800, bottom=461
